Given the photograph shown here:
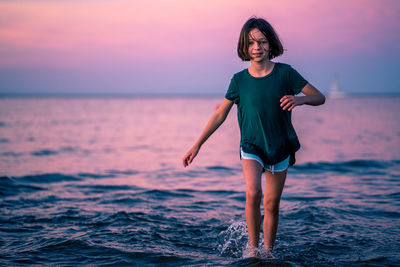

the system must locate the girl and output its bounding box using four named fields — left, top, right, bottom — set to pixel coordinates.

left=182, top=17, right=325, bottom=257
